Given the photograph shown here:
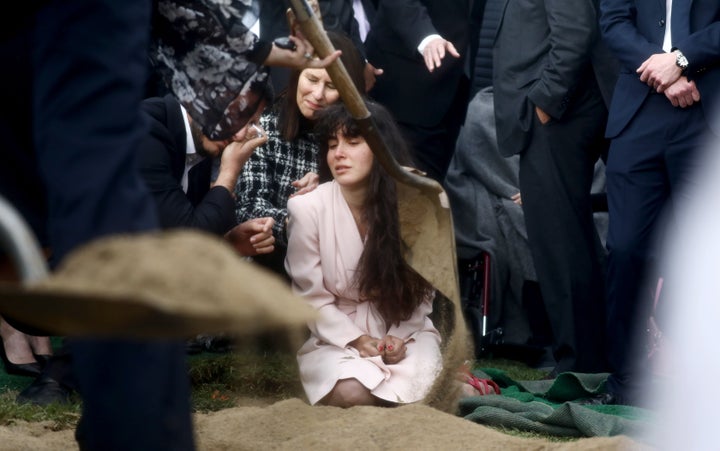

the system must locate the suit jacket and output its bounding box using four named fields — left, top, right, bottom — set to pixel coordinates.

left=600, top=0, right=720, bottom=138
left=137, top=95, right=236, bottom=235
left=364, top=0, right=470, bottom=127
left=492, top=0, right=615, bottom=157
